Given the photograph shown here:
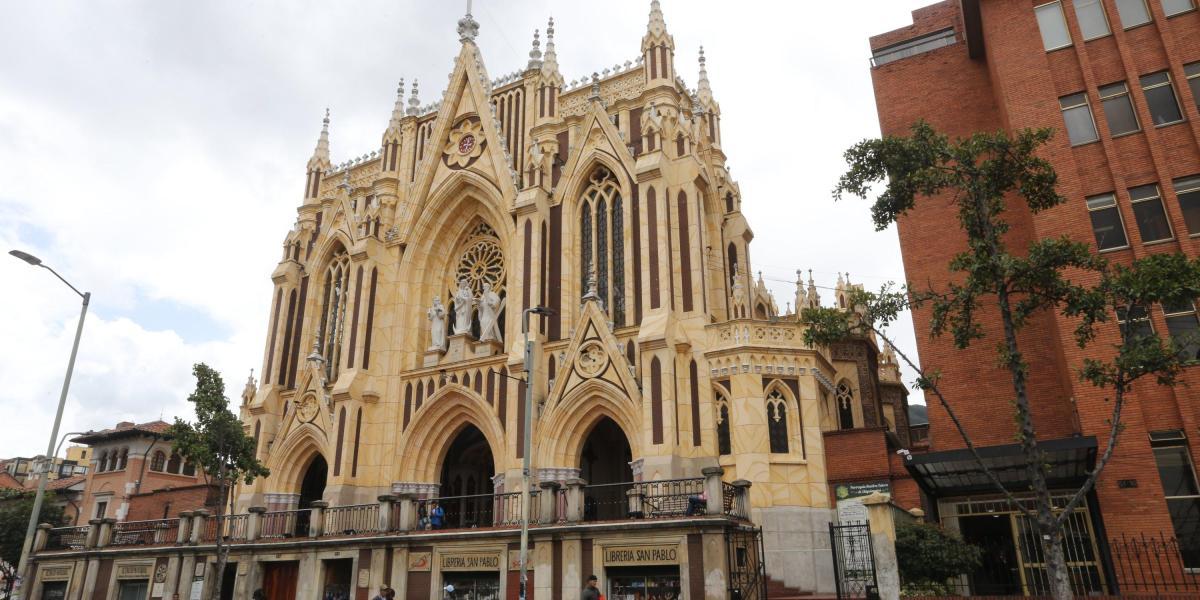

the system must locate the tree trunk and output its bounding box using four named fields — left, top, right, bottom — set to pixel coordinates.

left=1041, top=525, right=1074, bottom=600
left=209, top=466, right=228, bottom=600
